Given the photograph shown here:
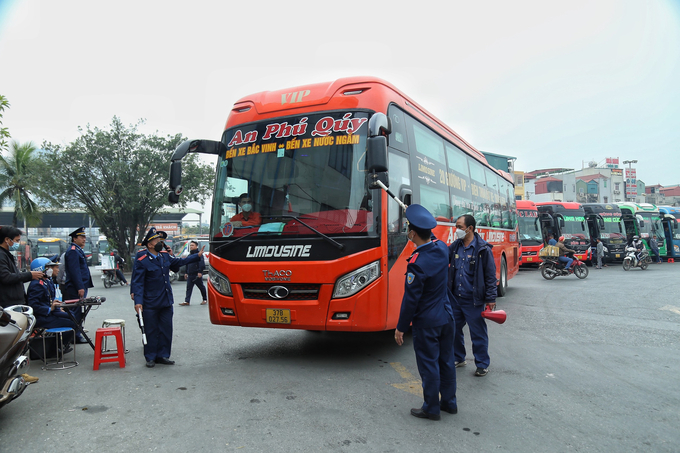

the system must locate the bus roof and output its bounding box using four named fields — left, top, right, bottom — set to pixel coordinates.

left=536, top=201, right=583, bottom=210
left=659, top=206, right=680, bottom=215
left=226, top=76, right=492, bottom=169
left=581, top=203, right=622, bottom=214
left=616, top=202, right=659, bottom=213
left=38, top=237, right=66, bottom=242
left=516, top=200, right=537, bottom=209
